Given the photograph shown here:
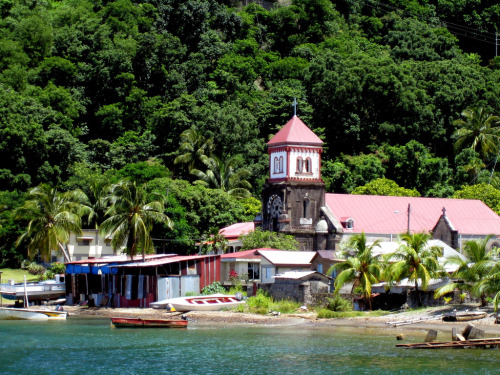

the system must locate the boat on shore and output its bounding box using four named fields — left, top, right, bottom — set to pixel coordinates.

left=111, top=317, right=188, bottom=328
left=151, top=293, right=245, bottom=312
left=0, top=275, right=67, bottom=320
left=0, top=275, right=66, bottom=302
left=0, top=306, right=68, bottom=320
left=442, top=311, right=487, bottom=322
